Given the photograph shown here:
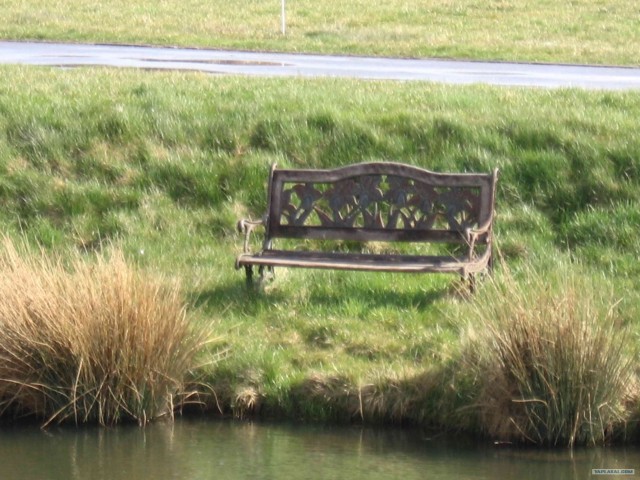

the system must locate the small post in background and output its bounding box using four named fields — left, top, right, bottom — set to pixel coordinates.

left=281, top=0, right=286, bottom=35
